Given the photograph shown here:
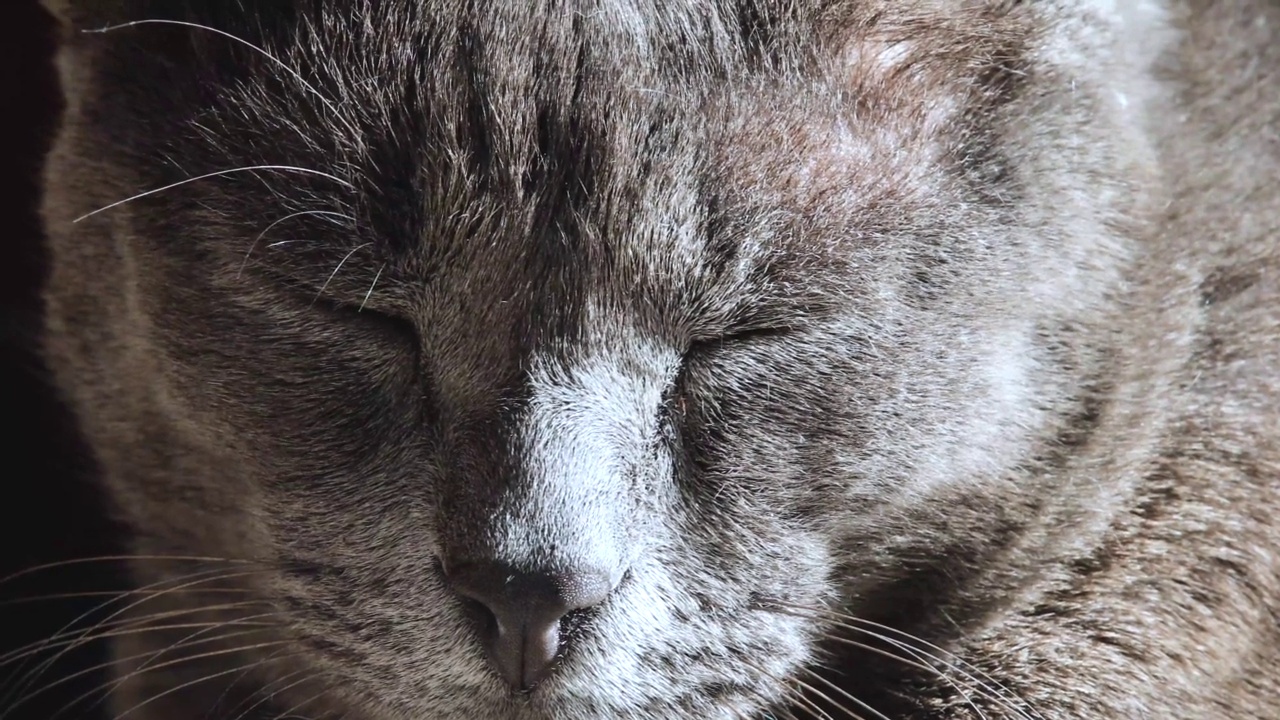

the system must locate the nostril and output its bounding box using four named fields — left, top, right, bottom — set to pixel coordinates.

left=443, top=560, right=618, bottom=692
left=457, top=595, right=499, bottom=636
